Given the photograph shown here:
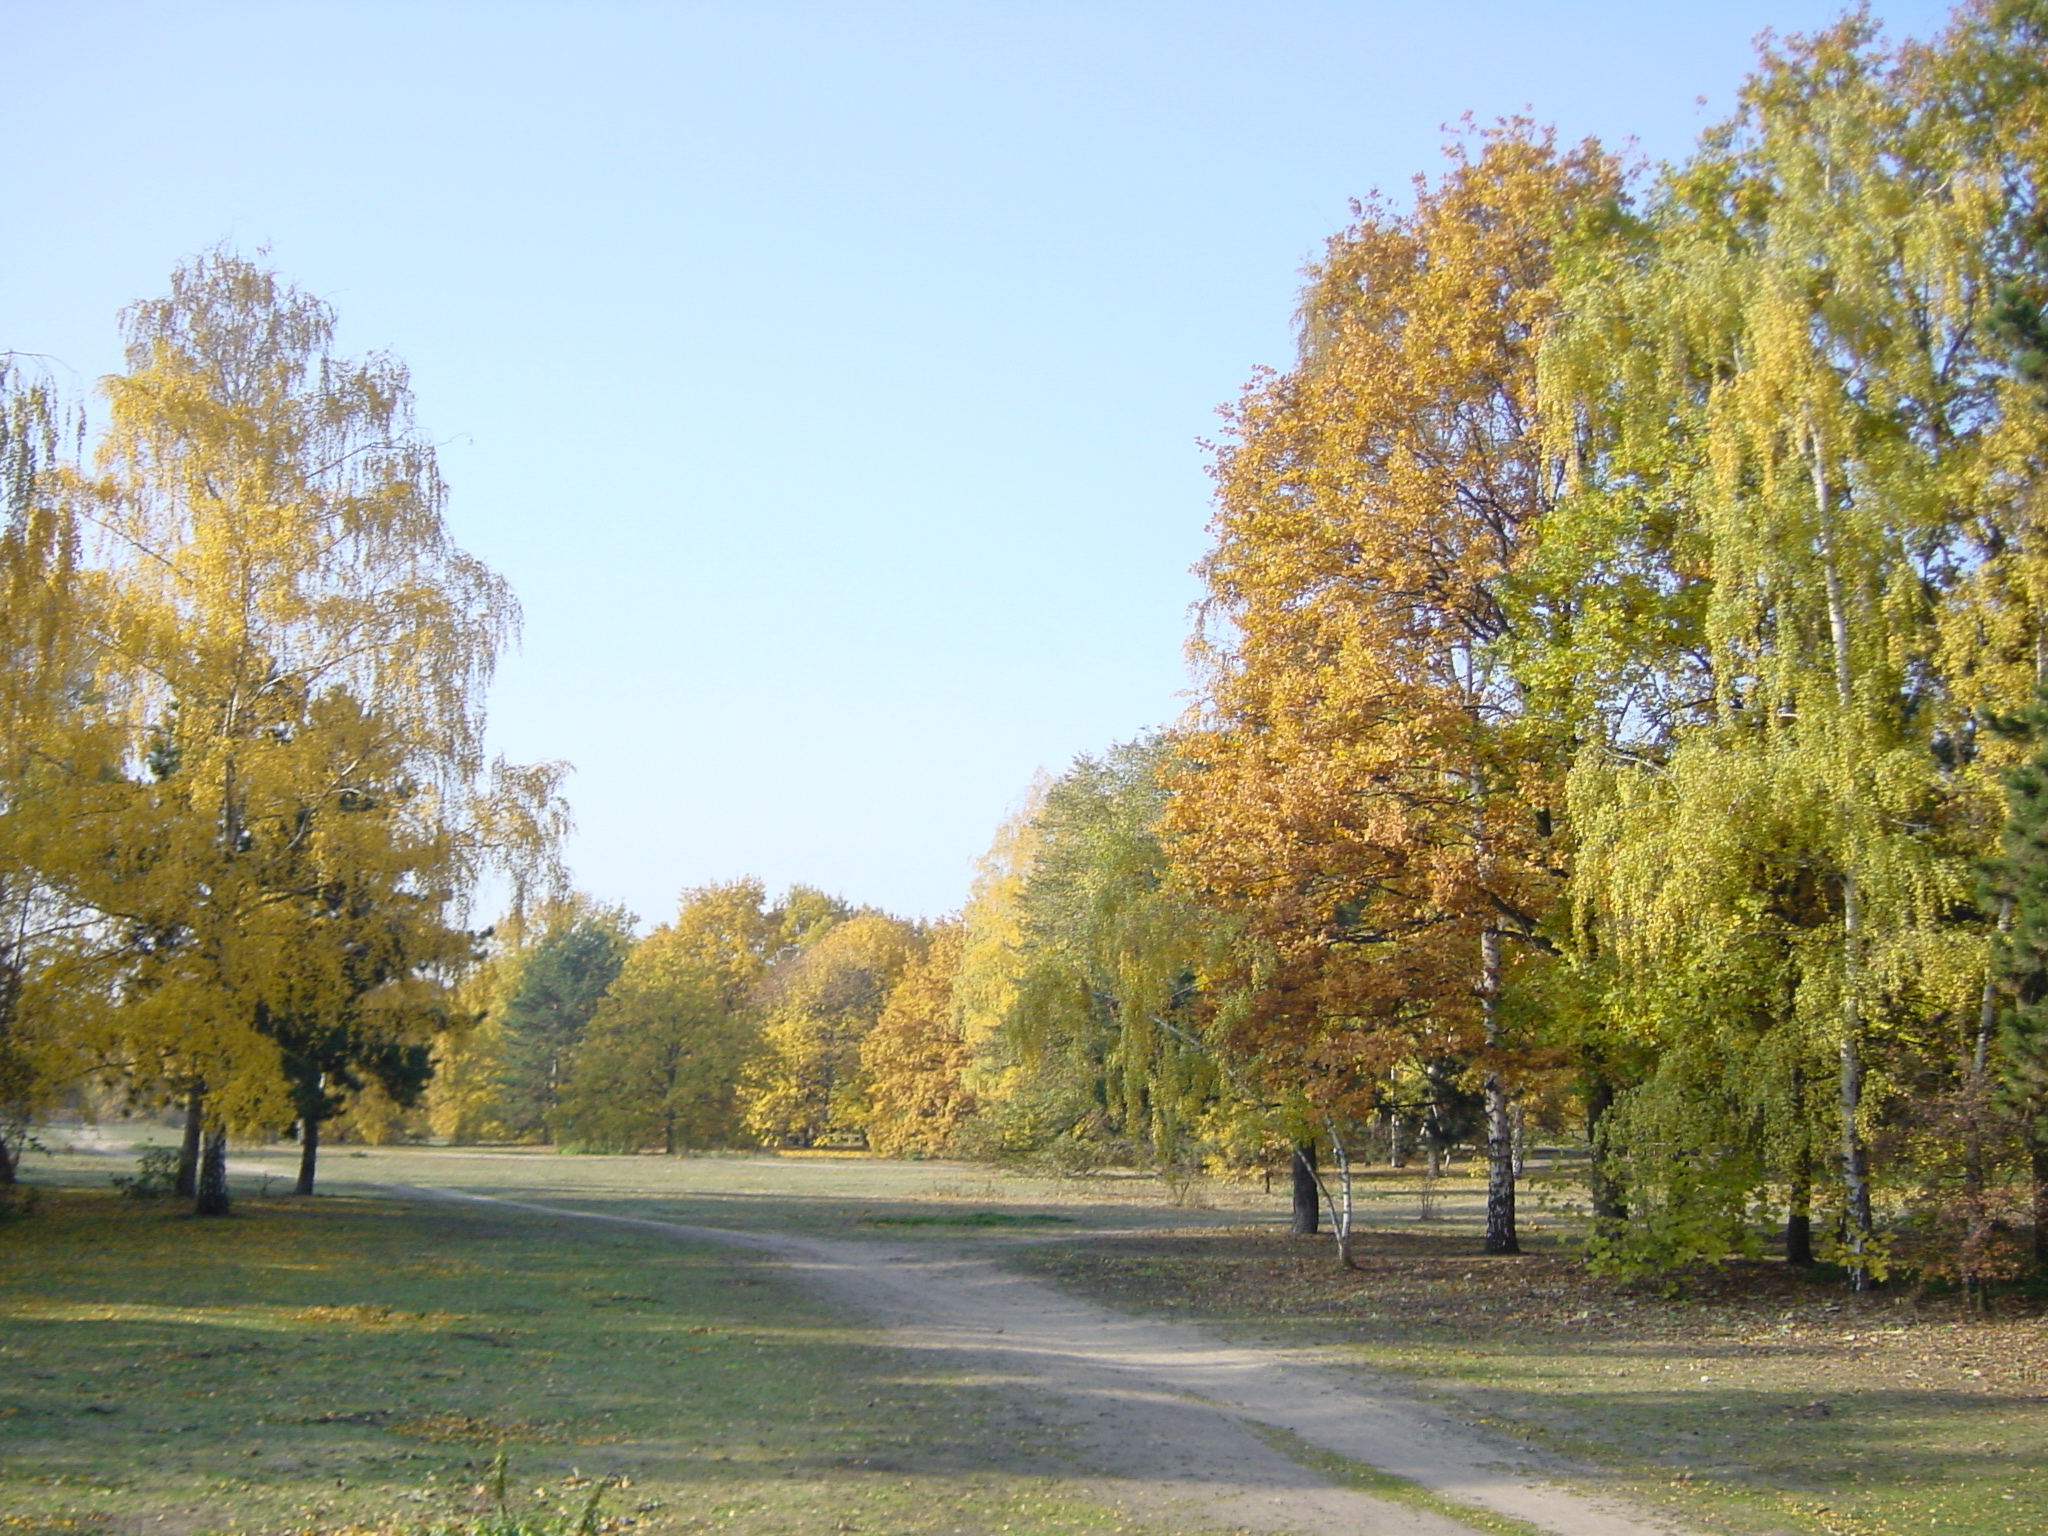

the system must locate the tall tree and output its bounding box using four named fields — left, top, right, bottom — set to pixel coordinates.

left=75, top=252, right=563, bottom=1210
left=1170, top=126, right=1620, bottom=1256
left=1532, top=10, right=2023, bottom=1285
